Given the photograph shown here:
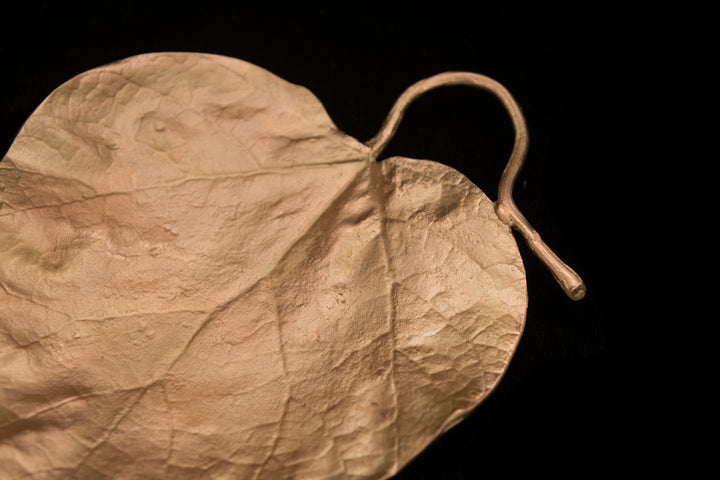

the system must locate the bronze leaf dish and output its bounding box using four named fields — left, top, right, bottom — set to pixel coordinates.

left=0, top=52, right=583, bottom=479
